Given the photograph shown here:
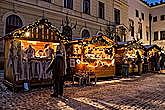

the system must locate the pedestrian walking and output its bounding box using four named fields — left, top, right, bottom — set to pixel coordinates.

left=46, top=50, right=65, bottom=98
